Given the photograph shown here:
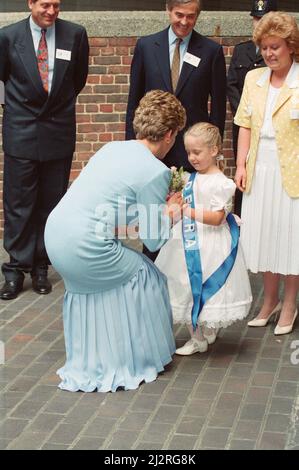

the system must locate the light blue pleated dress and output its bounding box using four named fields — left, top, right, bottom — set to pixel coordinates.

left=45, top=141, right=176, bottom=392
